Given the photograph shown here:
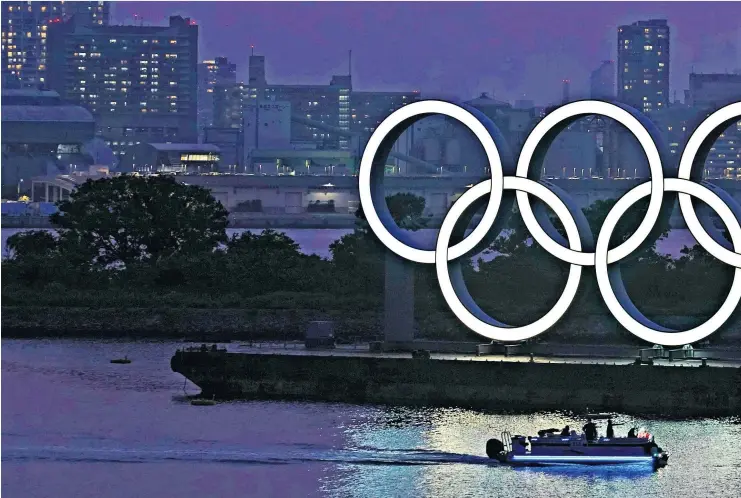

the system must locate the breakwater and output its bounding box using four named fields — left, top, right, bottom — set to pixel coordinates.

left=170, top=351, right=741, bottom=417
